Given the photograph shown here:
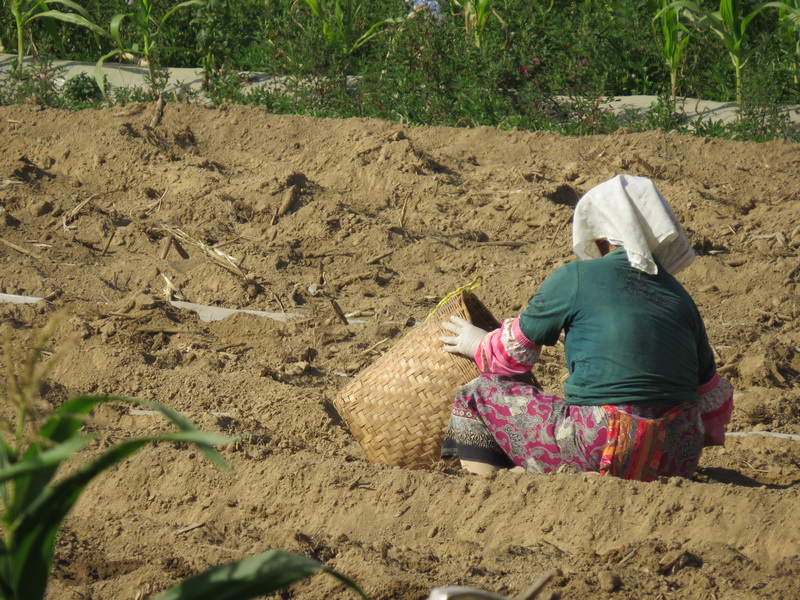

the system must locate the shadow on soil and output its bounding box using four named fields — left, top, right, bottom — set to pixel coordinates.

left=695, top=467, right=800, bottom=490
